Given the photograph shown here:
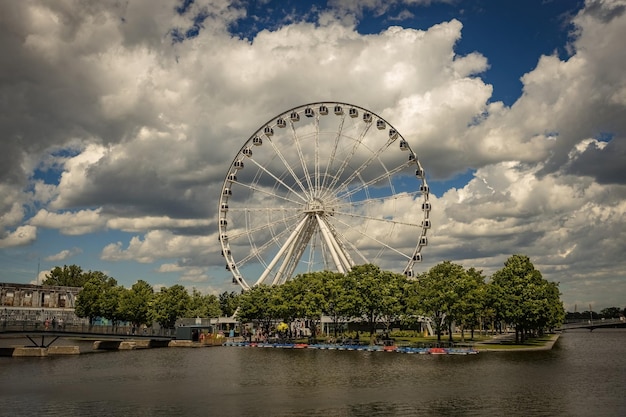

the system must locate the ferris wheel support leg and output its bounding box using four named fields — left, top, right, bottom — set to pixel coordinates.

left=274, top=219, right=317, bottom=285
left=255, top=216, right=309, bottom=286
left=272, top=221, right=311, bottom=285
left=315, top=214, right=351, bottom=274
left=324, top=220, right=355, bottom=269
